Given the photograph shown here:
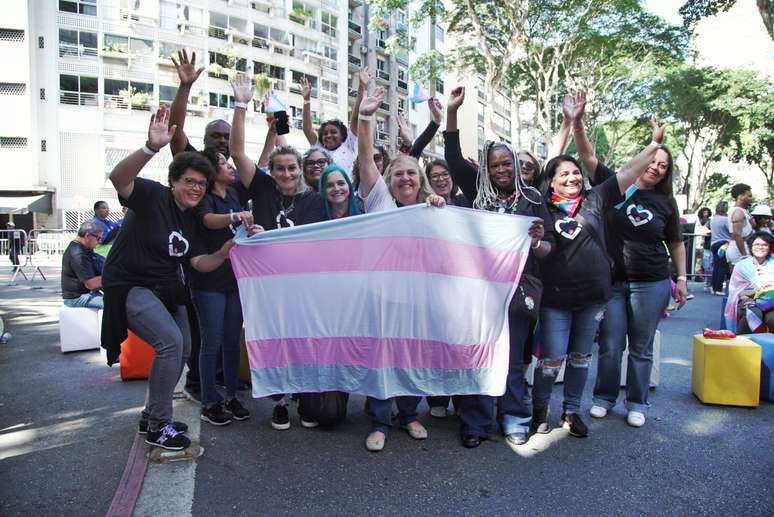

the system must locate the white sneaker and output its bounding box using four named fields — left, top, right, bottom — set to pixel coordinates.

left=627, top=411, right=645, bottom=427
left=429, top=406, right=447, bottom=418
left=589, top=405, right=608, bottom=418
